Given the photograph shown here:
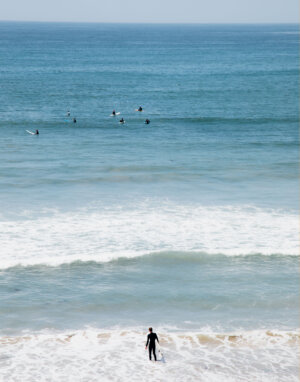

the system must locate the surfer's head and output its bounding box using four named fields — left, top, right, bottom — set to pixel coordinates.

left=149, top=327, right=152, bottom=332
